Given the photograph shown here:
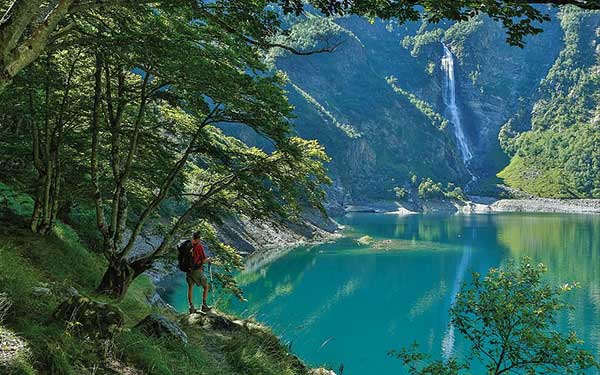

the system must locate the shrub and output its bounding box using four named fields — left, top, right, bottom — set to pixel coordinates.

left=391, top=258, right=600, bottom=375
left=418, top=178, right=444, bottom=199
left=393, top=187, right=408, bottom=200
